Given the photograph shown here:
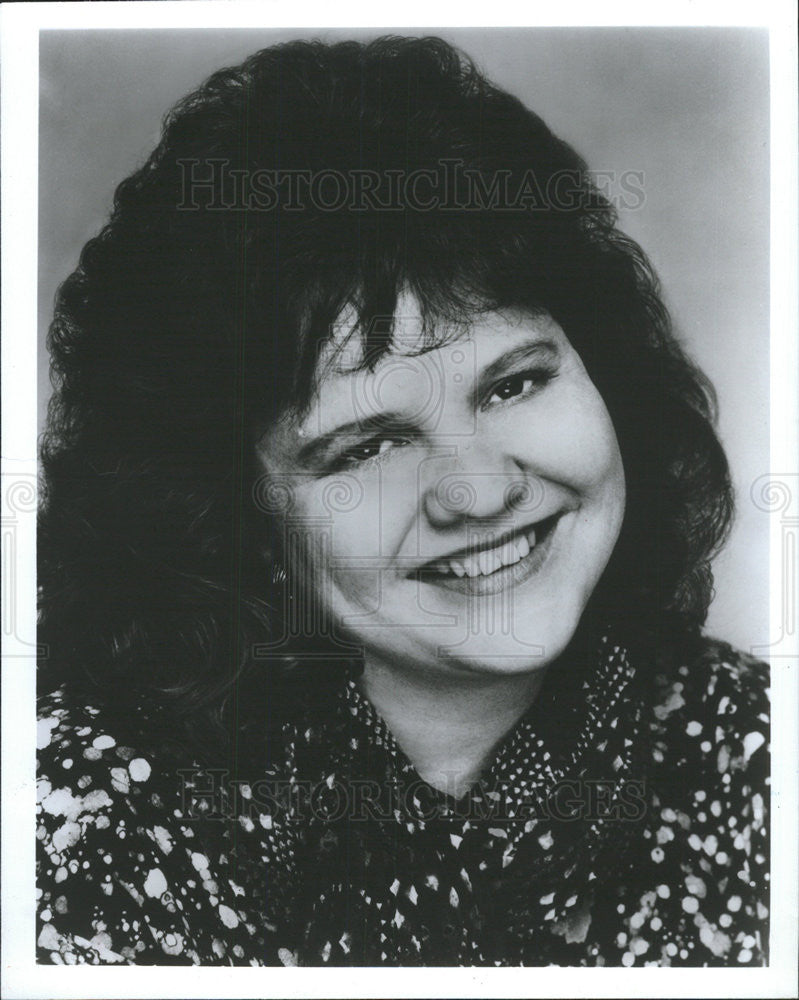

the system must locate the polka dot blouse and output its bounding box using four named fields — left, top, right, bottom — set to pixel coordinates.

left=36, top=636, right=769, bottom=966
